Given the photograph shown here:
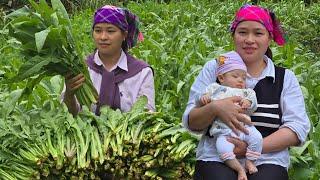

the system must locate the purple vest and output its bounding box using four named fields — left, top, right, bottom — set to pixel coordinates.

left=86, top=53, right=150, bottom=115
